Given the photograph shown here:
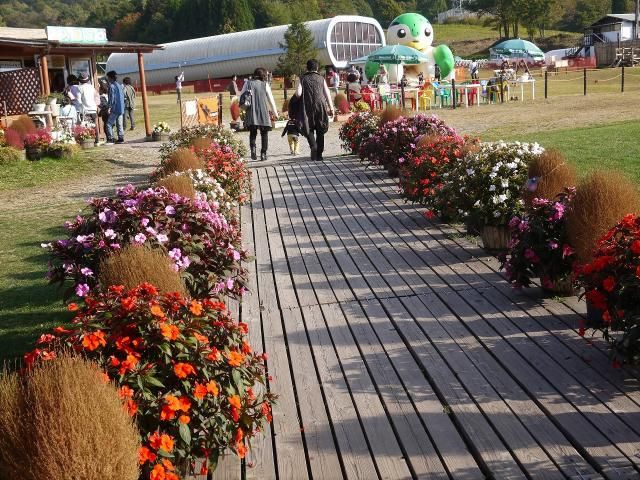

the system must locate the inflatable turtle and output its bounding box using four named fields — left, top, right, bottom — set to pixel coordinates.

left=366, top=13, right=455, bottom=84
